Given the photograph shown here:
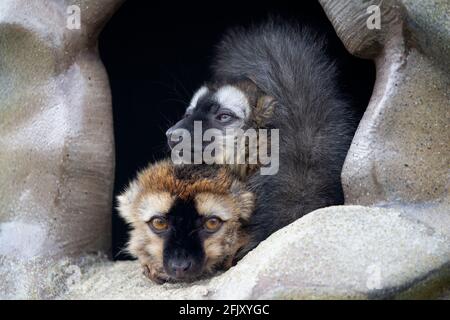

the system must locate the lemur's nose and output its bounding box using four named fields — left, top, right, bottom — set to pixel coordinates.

left=165, top=127, right=173, bottom=138
left=166, top=128, right=180, bottom=149
left=165, top=128, right=173, bottom=141
left=169, top=259, right=192, bottom=278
